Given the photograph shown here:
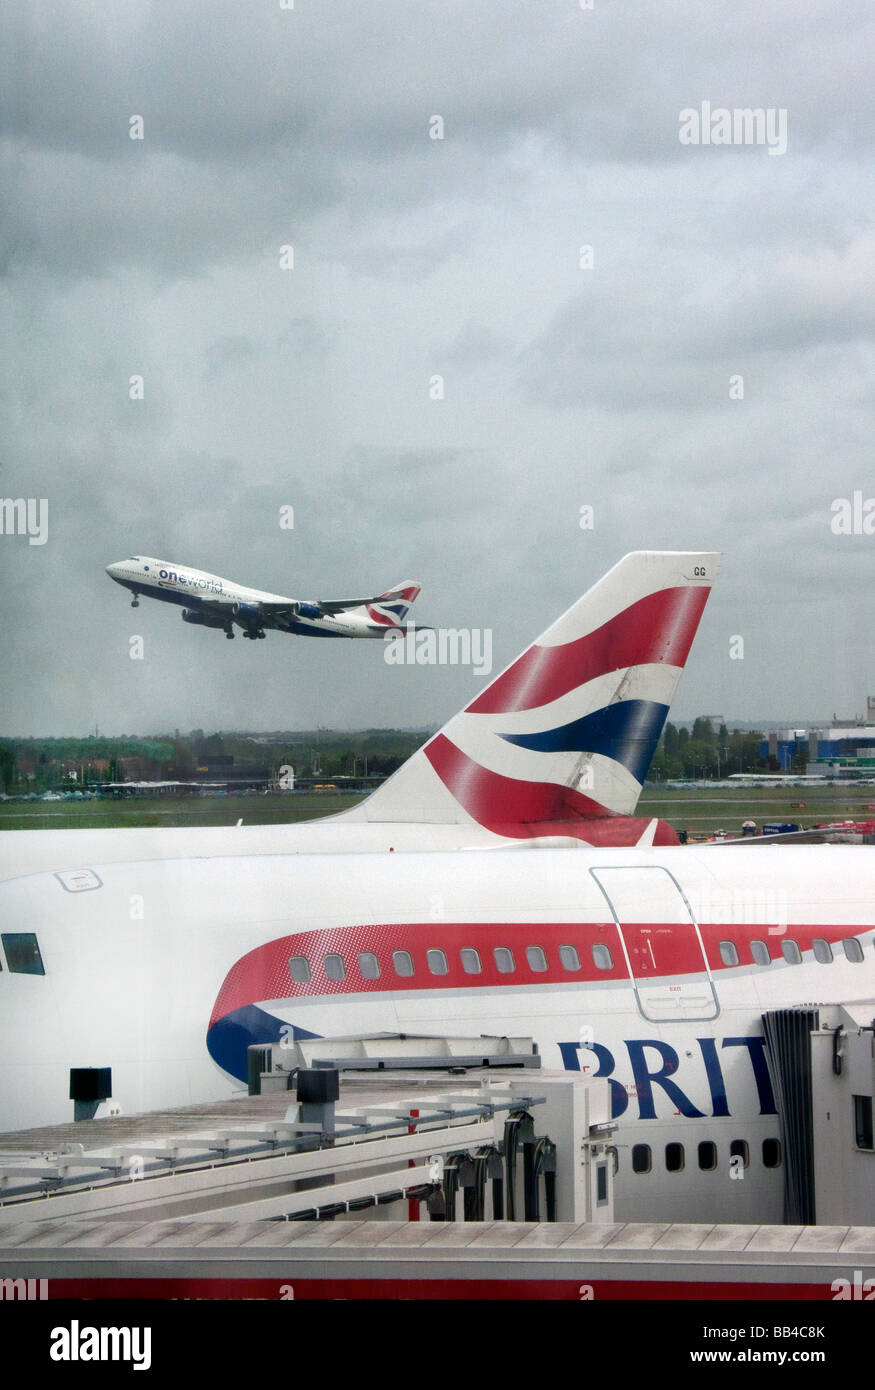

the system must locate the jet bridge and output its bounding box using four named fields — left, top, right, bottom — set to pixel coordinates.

left=0, top=1069, right=615, bottom=1228
left=763, top=1003, right=875, bottom=1227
